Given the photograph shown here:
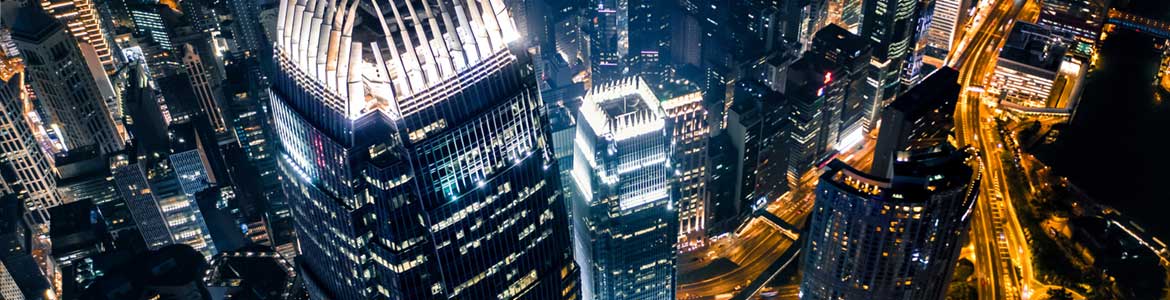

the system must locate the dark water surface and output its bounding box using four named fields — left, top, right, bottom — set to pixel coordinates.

left=1042, top=0, right=1170, bottom=240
